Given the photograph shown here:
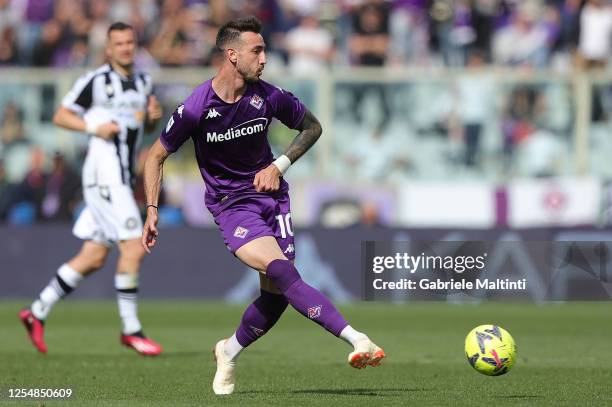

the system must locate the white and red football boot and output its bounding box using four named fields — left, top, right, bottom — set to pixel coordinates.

left=18, top=308, right=47, bottom=354
left=348, top=338, right=386, bottom=369
left=120, top=332, right=163, bottom=356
